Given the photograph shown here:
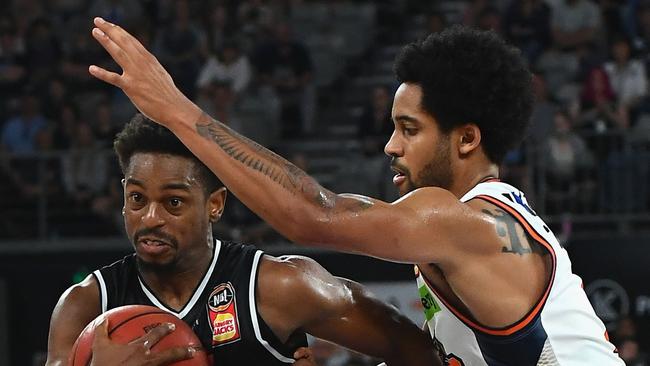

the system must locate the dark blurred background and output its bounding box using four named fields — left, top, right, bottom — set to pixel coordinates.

left=0, top=0, right=649, bottom=365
